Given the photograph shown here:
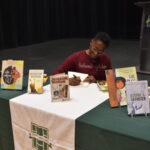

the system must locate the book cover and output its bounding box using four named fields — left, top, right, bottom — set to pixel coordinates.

left=105, top=66, right=138, bottom=107
left=105, top=69, right=119, bottom=107
left=50, top=74, right=70, bottom=102
left=115, top=66, right=138, bottom=106
left=126, top=80, right=150, bottom=116
left=27, top=69, right=44, bottom=94
left=1, top=60, right=24, bottom=90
